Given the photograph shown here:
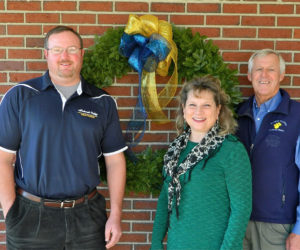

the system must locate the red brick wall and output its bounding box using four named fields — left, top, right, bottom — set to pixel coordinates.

left=1, top=1, right=300, bottom=249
